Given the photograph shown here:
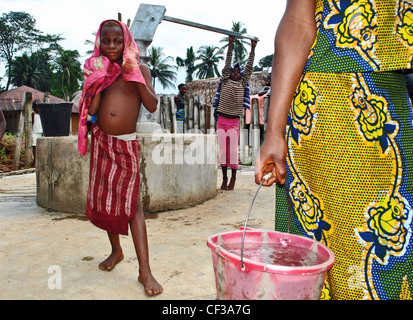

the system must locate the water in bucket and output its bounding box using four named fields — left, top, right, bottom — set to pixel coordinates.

left=207, top=230, right=335, bottom=300
left=222, top=242, right=321, bottom=267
